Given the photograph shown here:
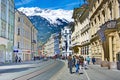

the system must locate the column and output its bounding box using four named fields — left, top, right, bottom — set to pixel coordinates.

left=109, top=36, right=113, bottom=62
left=78, top=47, right=81, bottom=55
left=101, top=44, right=105, bottom=61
